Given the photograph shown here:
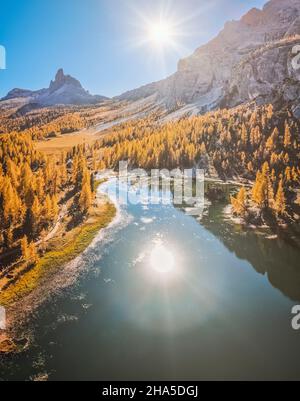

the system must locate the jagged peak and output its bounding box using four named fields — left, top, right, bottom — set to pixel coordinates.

left=49, top=68, right=82, bottom=93
left=55, top=68, right=65, bottom=81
